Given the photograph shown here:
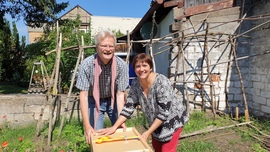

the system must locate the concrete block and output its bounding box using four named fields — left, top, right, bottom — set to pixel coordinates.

left=13, top=113, right=35, bottom=122
left=250, top=74, right=261, bottom=81
left=249, top=88, right=261, bottom=96
left=25, top=104, right=44, bottom=113
left=267, top=99, right=270, bottom=106
left=261, top=106, right=270, bottom=114
left=252, top=95, right=267, bottom=105
left=253, top=81, right=265, bottom=90
left=234, top=94, right=245, bottom=101
left=252, top=110, right=265, bottom=117
left=249, top=102, right=261, bottom=110
left=255, top=67, right=268, bottom=75
left=26, top=96, right=46, bottom=105
left=261, top=90, right=270, bottom=98
left=227, top=94, right=234, bottom=100
left=228, top=87, right=242, bottom=94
